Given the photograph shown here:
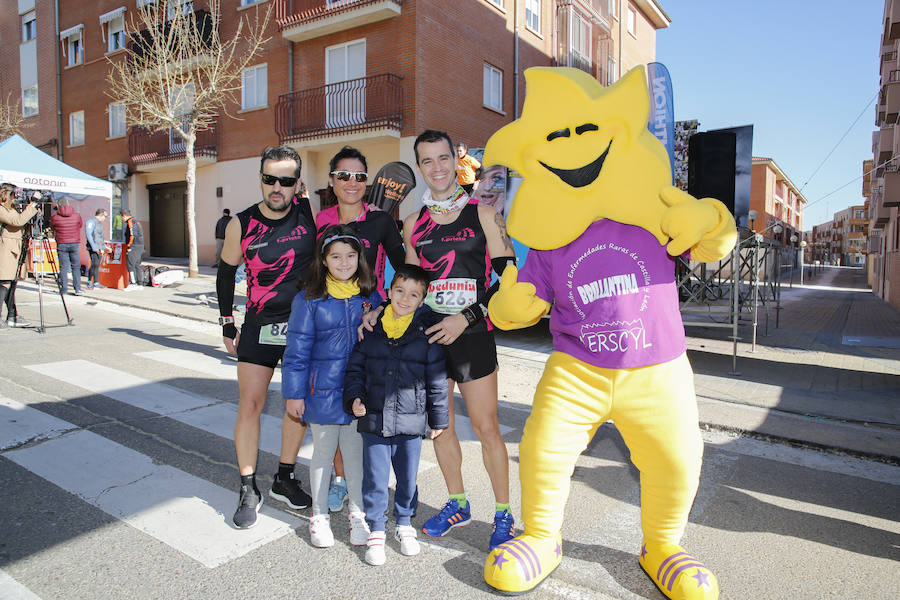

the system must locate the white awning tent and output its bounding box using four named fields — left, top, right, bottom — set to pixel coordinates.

left=0, top=134, right=112, bottom=199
